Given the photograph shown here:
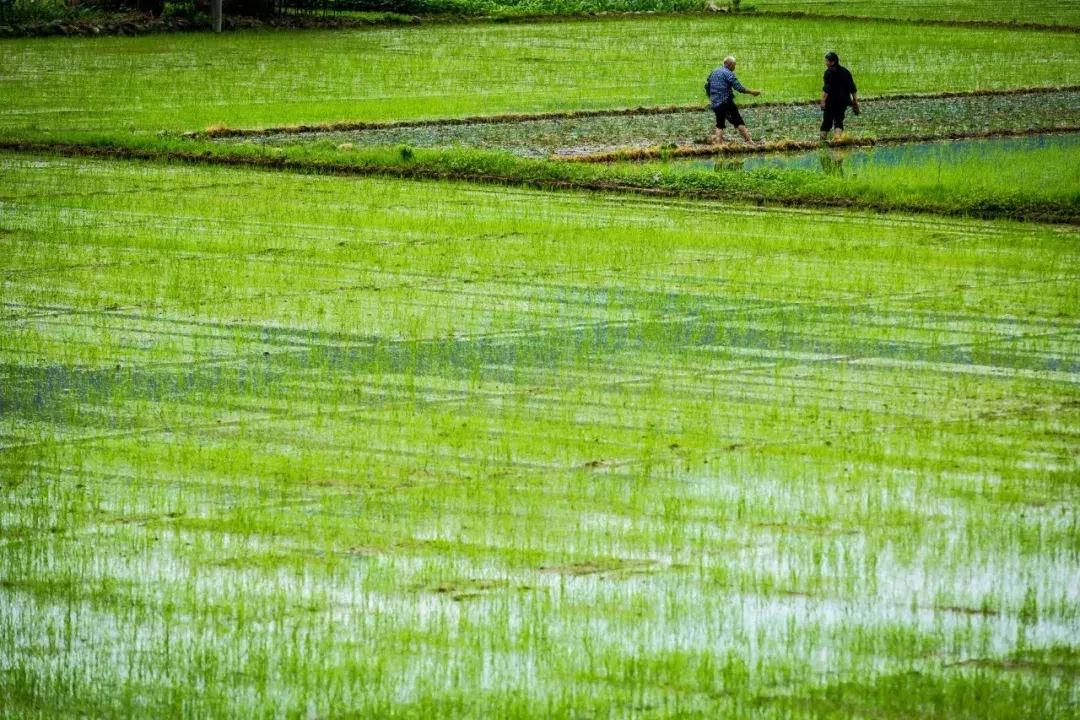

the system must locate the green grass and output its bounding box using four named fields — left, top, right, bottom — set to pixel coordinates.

left=12, top=130, right=1075, bottom=221
left=2, top=153, right=1079, bottom=717
left=749, top=0, right=1080, bottom=26
left=642, top=133, right=1080, bottom=217
left=2, top=15, right=1079, bottom=136
left=793, top=135, right=1080, bottom=208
